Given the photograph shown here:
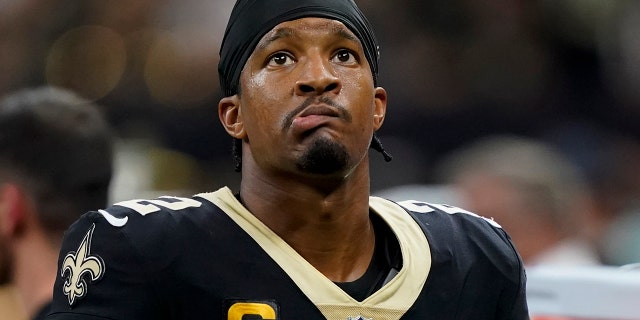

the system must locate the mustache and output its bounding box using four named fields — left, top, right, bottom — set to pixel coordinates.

left=281, top=96, right=352, bottom=130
